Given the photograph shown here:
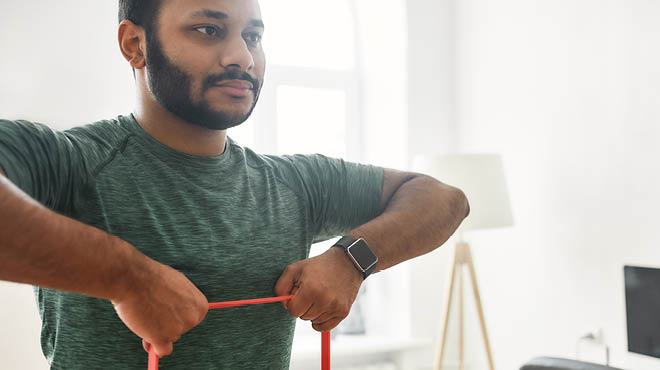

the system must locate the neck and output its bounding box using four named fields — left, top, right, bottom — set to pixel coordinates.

left=133, top=94, right=227, bottom=158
